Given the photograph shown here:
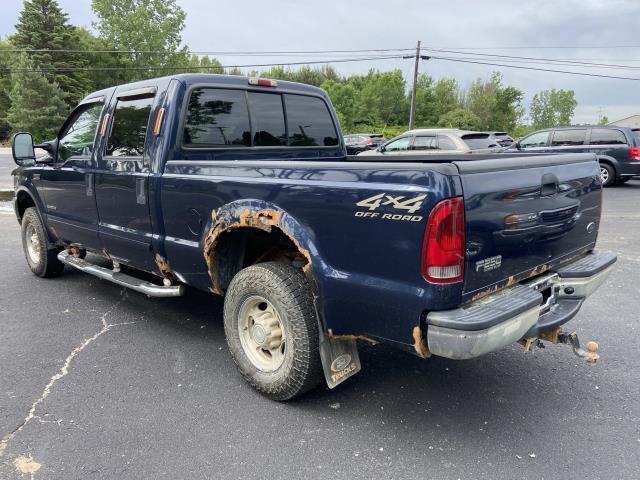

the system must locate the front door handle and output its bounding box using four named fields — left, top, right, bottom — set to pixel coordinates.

left=85, top=173, right=94, bottom=196
left=136, top=177, right=146, bottom=205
